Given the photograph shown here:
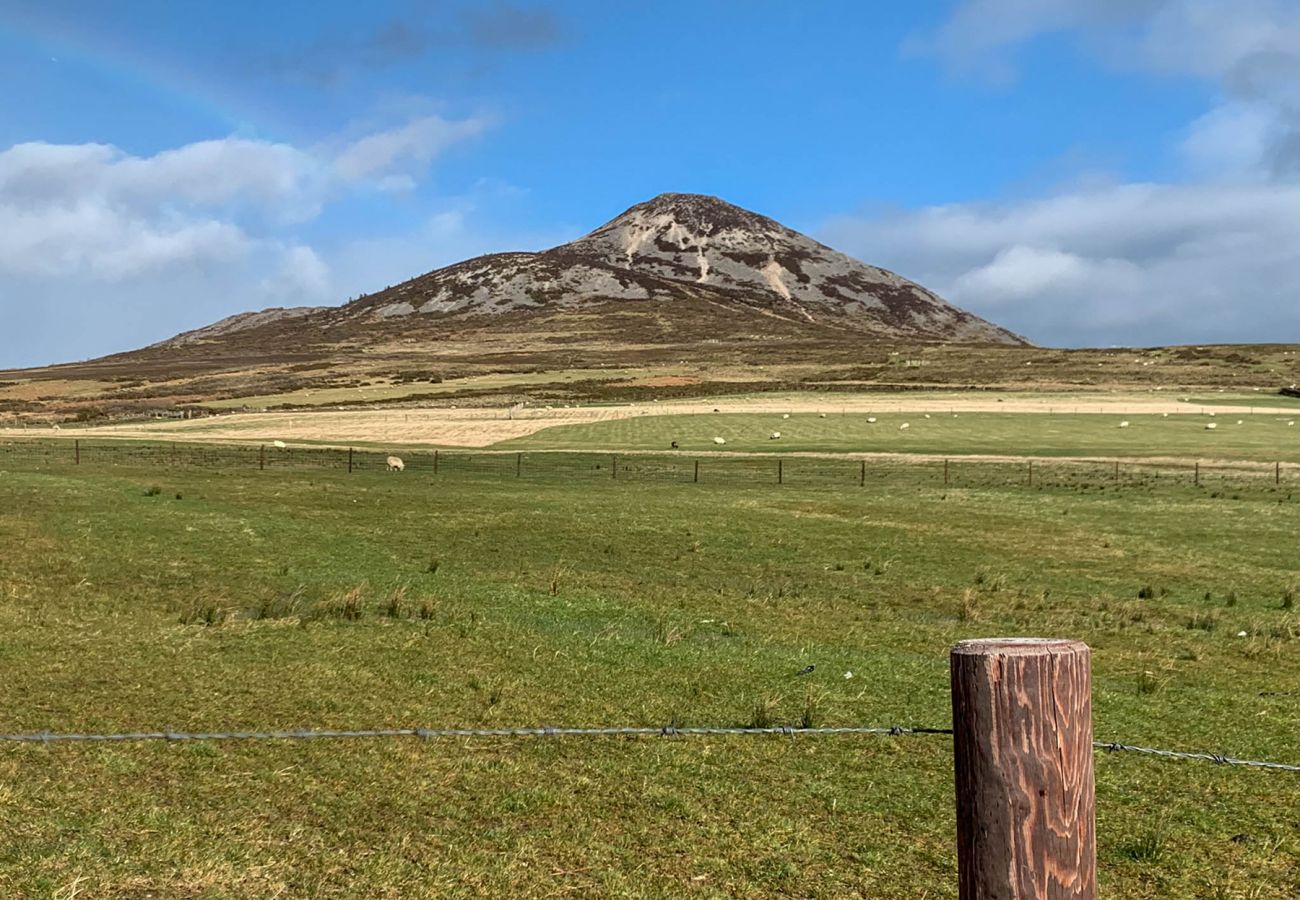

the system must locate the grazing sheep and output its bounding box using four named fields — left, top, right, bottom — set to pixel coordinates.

left=769, top=431, right=781, bottom=440
left=782, top=414, right=790, bottom=420
left=1119, top=421, right=1130, bottom=428
left=1237, top=420, right=1244, bottom=425
left=712, top=437, right=726, bottom=445
left=386, top=455, right=405, bottom=472
left=867, top=417, right=877, bottom=424
left=924, top=414, right=931, bottom=419
left=670, top=440, right=679, bottom=449
left=1206, top=423, right=1218, bottom=430
left=819, top=413, right=827, bottom=418
left=1290, top=421, right=1296, bottom=427
left=273, top=440, right=287, bottom=448
left=899, top=422, right=910, bottom=431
